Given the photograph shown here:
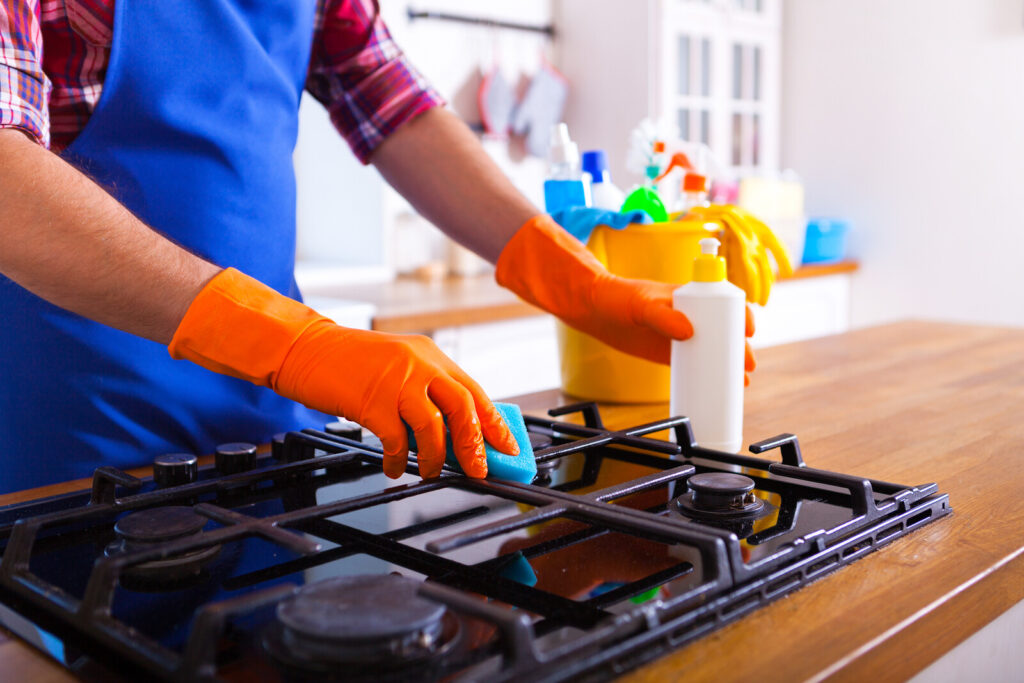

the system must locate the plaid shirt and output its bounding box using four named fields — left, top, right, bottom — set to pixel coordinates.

left=0, top=0, right=442, bottom=162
